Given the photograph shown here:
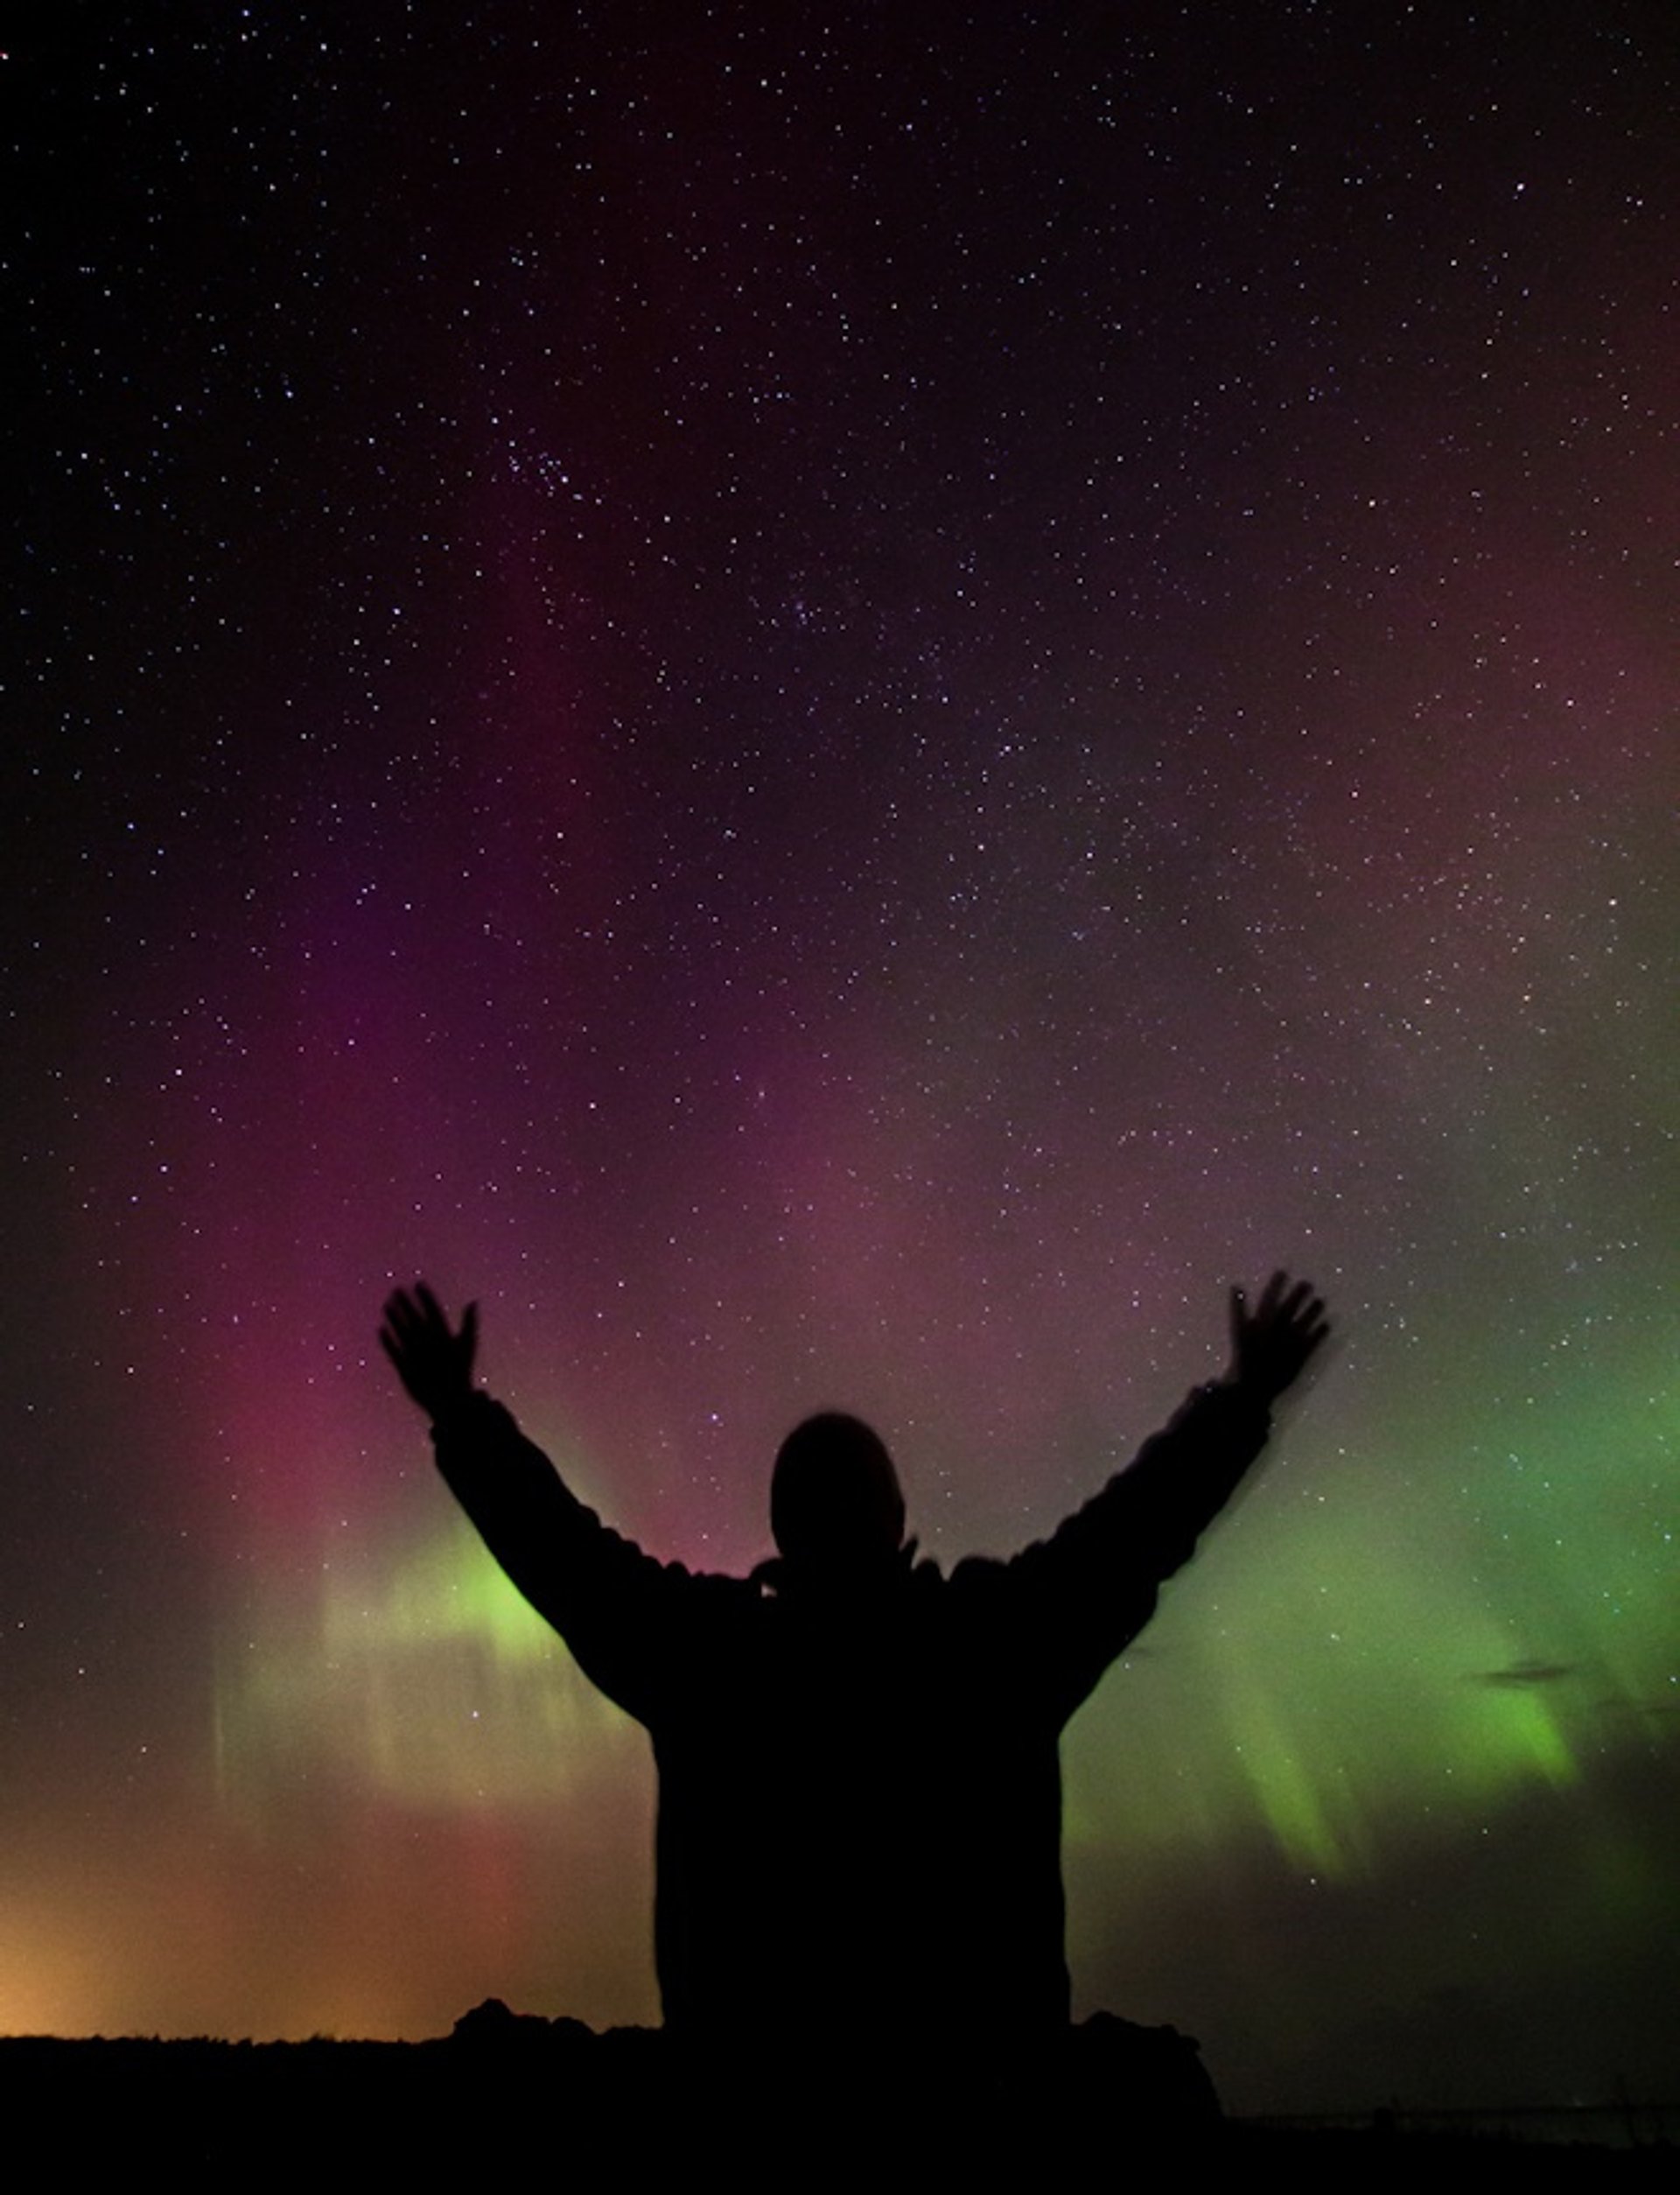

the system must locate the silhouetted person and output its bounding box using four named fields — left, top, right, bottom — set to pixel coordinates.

left=380, top=1273, right=1329, bottom=2052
